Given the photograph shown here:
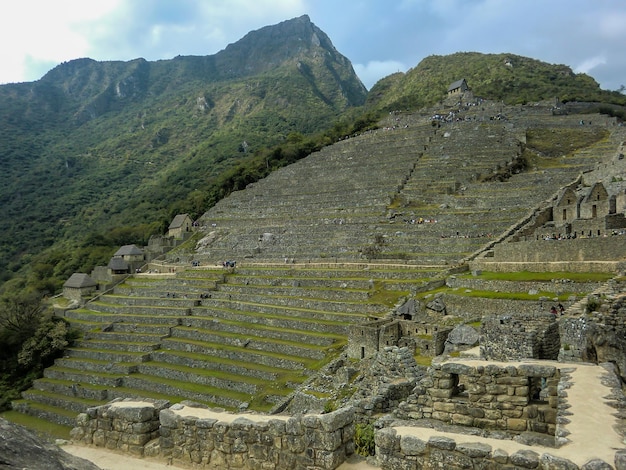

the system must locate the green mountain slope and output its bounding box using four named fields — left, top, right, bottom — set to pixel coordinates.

left=366, top=52, right=626, bottom=111
left=0, top=15, right=367, bottom=291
